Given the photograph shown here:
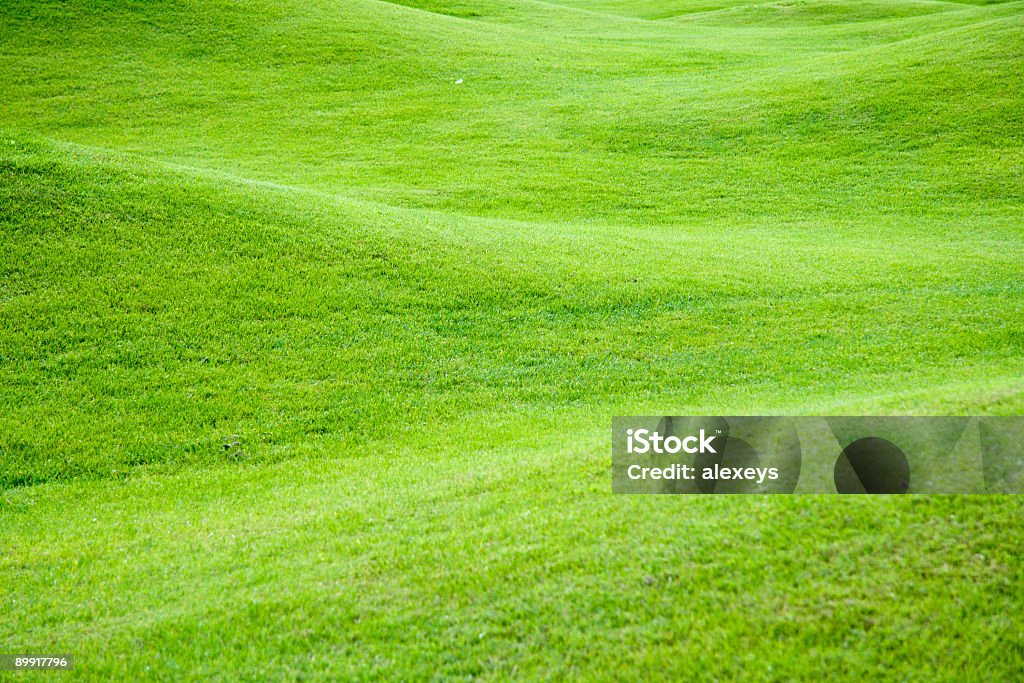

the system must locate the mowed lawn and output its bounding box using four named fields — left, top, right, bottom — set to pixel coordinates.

left=1, top=0, right=1023, bottom=679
